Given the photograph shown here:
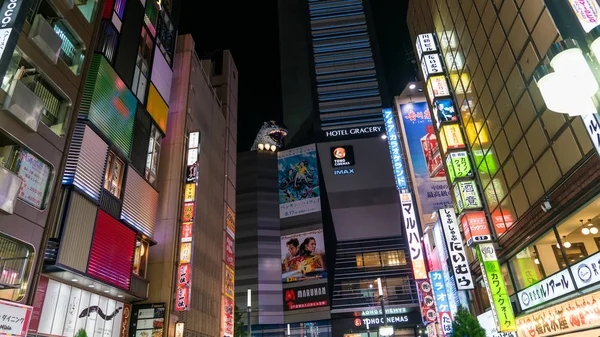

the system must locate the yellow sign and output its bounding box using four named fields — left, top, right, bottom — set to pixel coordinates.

left=179, top=243, right=192, bottom=264
left=184, top=183, right=196, bottom=202
left=440, top=124, right=465, bottom=154
left=226, top=206, right=235, bottom=236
